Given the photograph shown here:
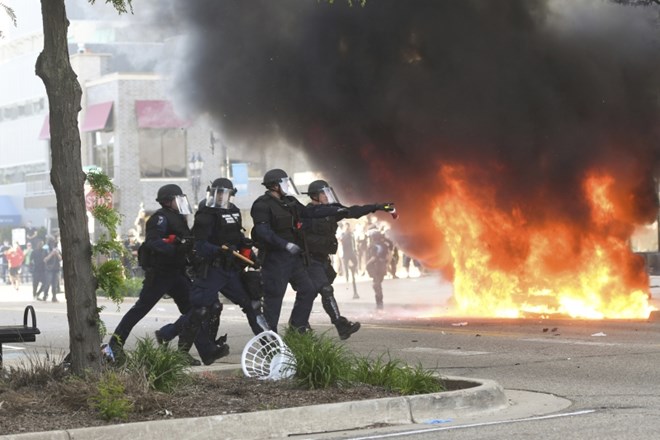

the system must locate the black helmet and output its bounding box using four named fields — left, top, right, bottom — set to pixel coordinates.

left=156, top=184, right=183, bottom=202
left=306, top=180, right=330, bottom=195
left=210, top=178, right=237, bottom=195
left=262, top=168, right=288, bottom=186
